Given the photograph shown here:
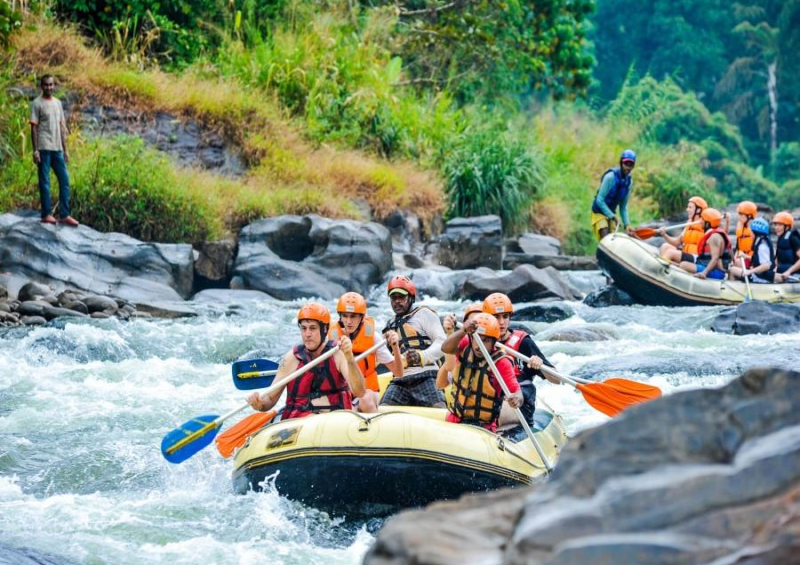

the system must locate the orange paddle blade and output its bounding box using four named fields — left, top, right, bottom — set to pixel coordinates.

left=576, top=382, right=647, bottom=418
left=602, top=378, right=662, bottom=401
left=215, top=410, right=277, bottom=458
left=634, top=227, right=658, bottom=240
